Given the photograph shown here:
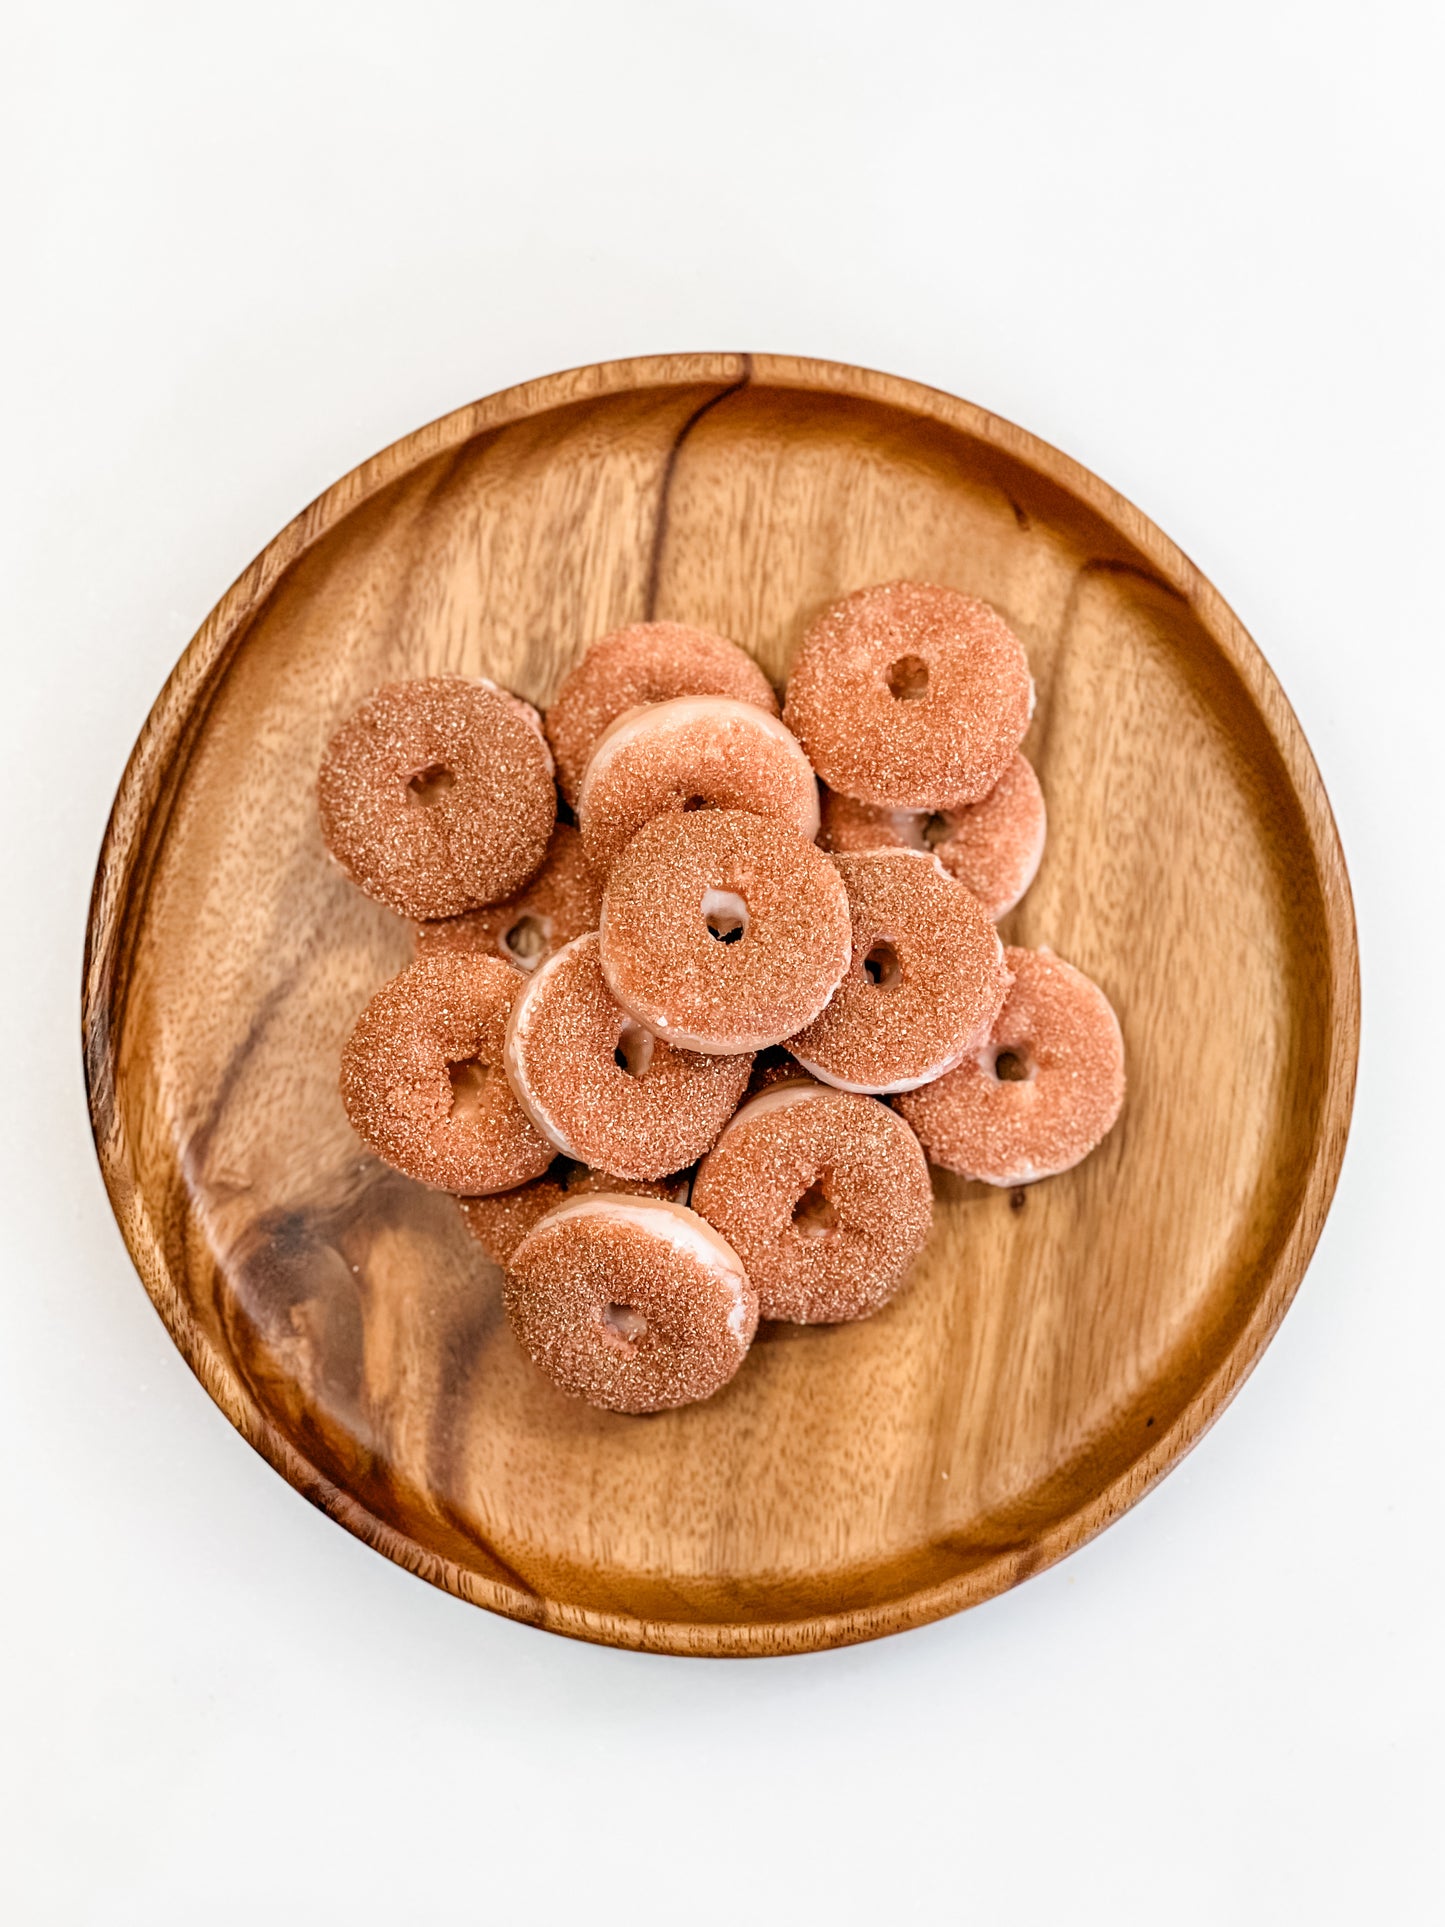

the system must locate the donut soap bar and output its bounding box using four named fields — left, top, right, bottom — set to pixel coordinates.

left=784, top=581, right=1033, bottom=810
left=341, top=953, right=555, bottom=1194
left=897, top=947, right=1125, bottom=1184
left=505, top=932, right=752, bottom=1180
left=789, top=851, right=1010, bottom=1094
left=505, top=1196, right=758, bottom=1413
left=820, top=751, right=1046, bottom=920
left=600, top=810, right=851, bottom=1053
left=319, top=676, right=556, bottom=919
left=545, top=621, right=779, bottom=806
left=325, top=580, right=1126, bottom=1413
left=415, top=824, right=601, bottom=972
left=578, top=696, right=819, bottom=878
left=692, top=1084, right=933, bottom=1323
